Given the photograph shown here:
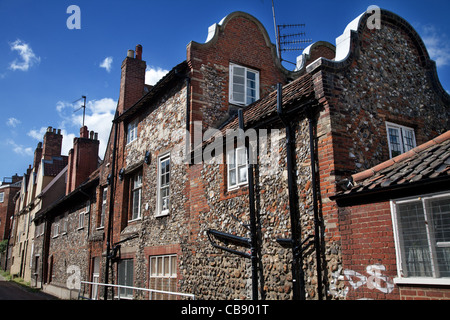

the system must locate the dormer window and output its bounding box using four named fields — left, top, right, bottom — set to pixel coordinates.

left=229, top=63, right=259, bottom=106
